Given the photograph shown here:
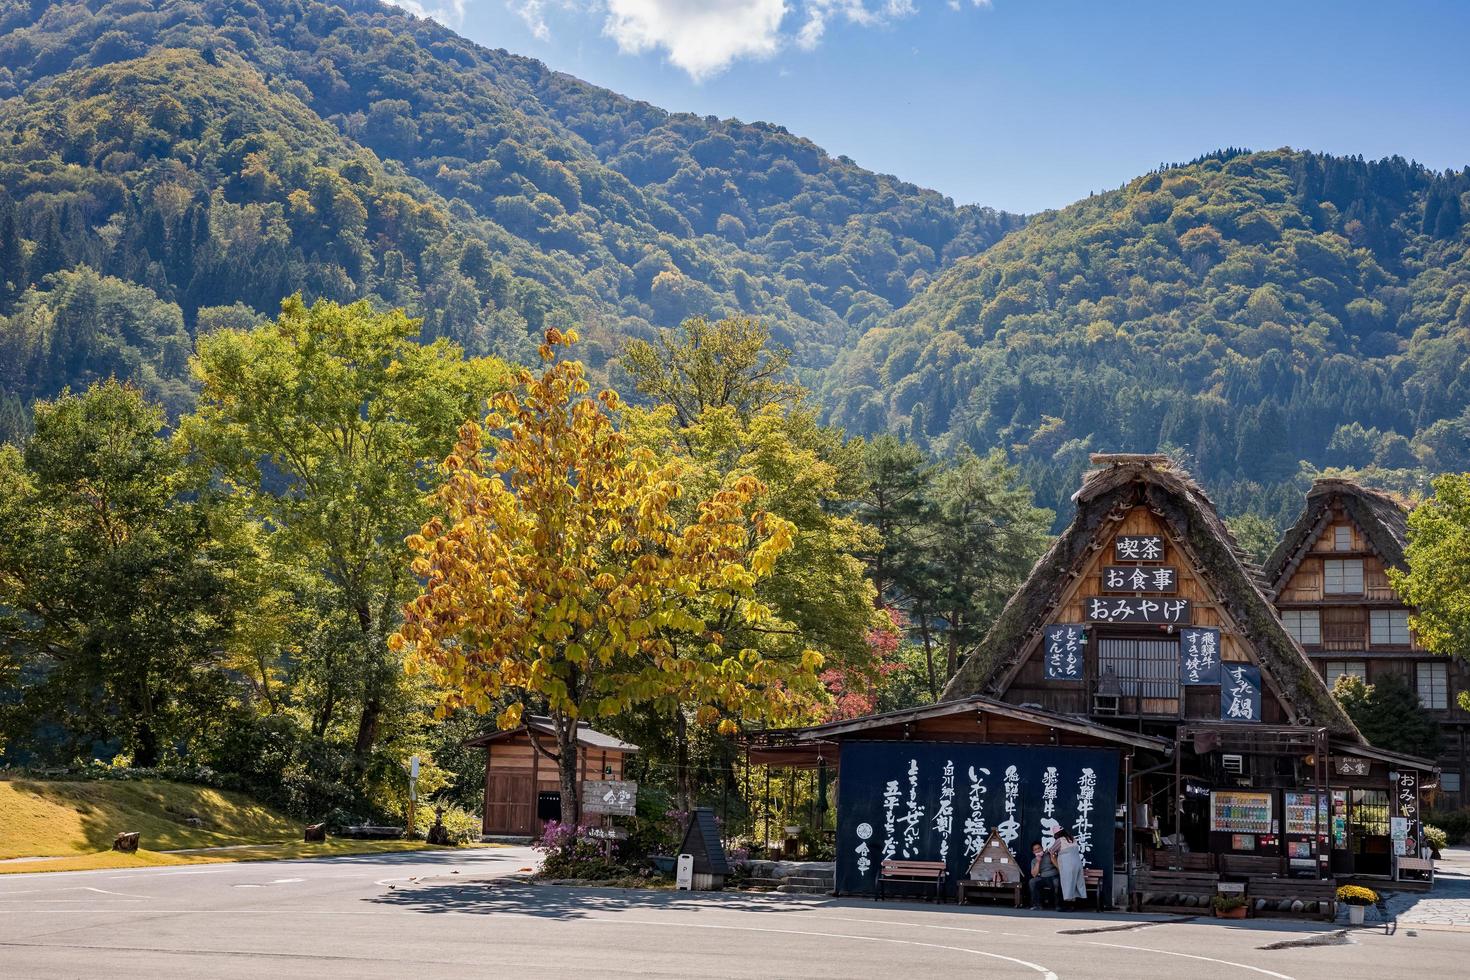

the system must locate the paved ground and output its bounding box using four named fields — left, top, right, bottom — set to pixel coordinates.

left=2, top=846, right=1468, bottom=979
left=1354, top=845, right=1470, bottom=929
